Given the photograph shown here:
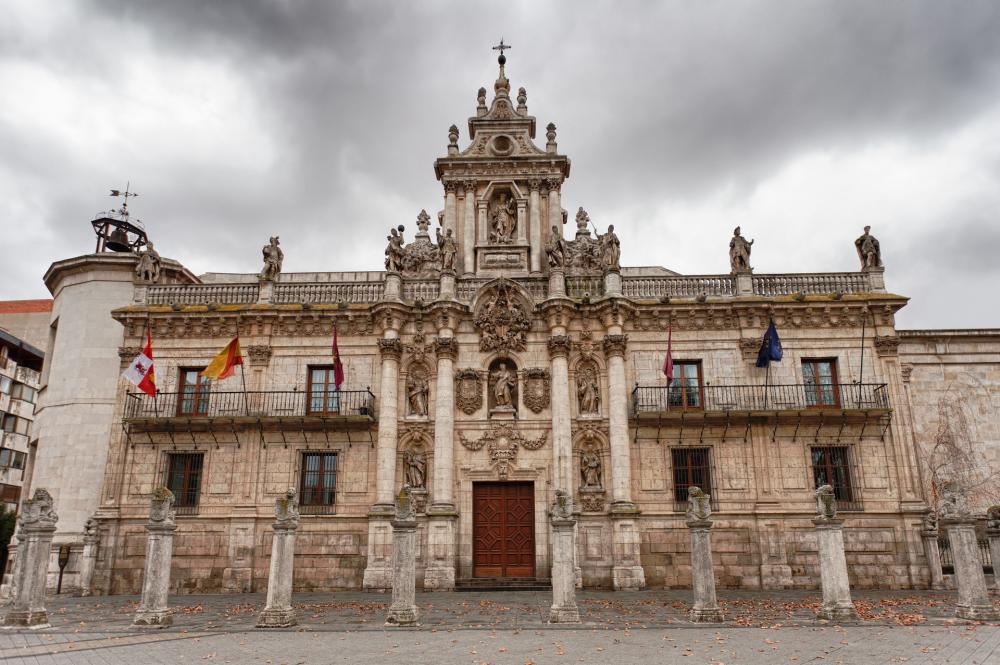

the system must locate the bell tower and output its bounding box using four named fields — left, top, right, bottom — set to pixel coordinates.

left=434, top=43, right=571, bottom=278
